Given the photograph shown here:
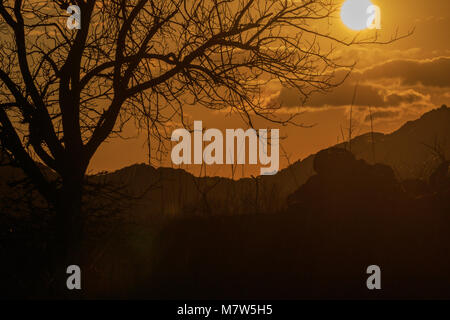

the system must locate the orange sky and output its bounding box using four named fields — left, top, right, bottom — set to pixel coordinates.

left=88, top=0, right=450, bottom=178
